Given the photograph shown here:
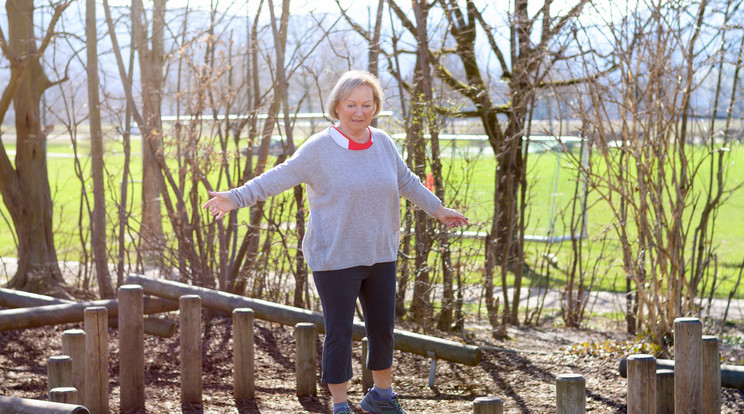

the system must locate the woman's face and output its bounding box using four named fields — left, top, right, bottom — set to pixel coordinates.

left=335, top=85, right=375, bottom=135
